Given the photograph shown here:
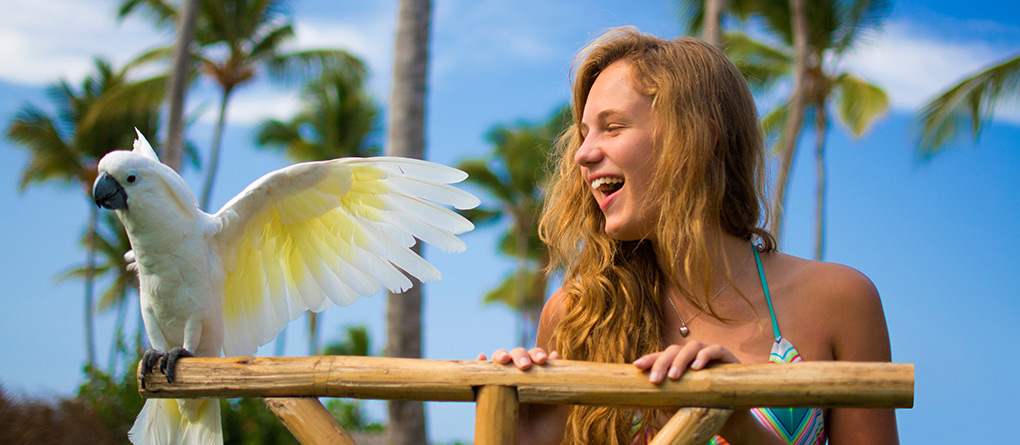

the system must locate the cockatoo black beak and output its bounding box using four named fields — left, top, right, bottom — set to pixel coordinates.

left=93, top=172, right=128, bottom=210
